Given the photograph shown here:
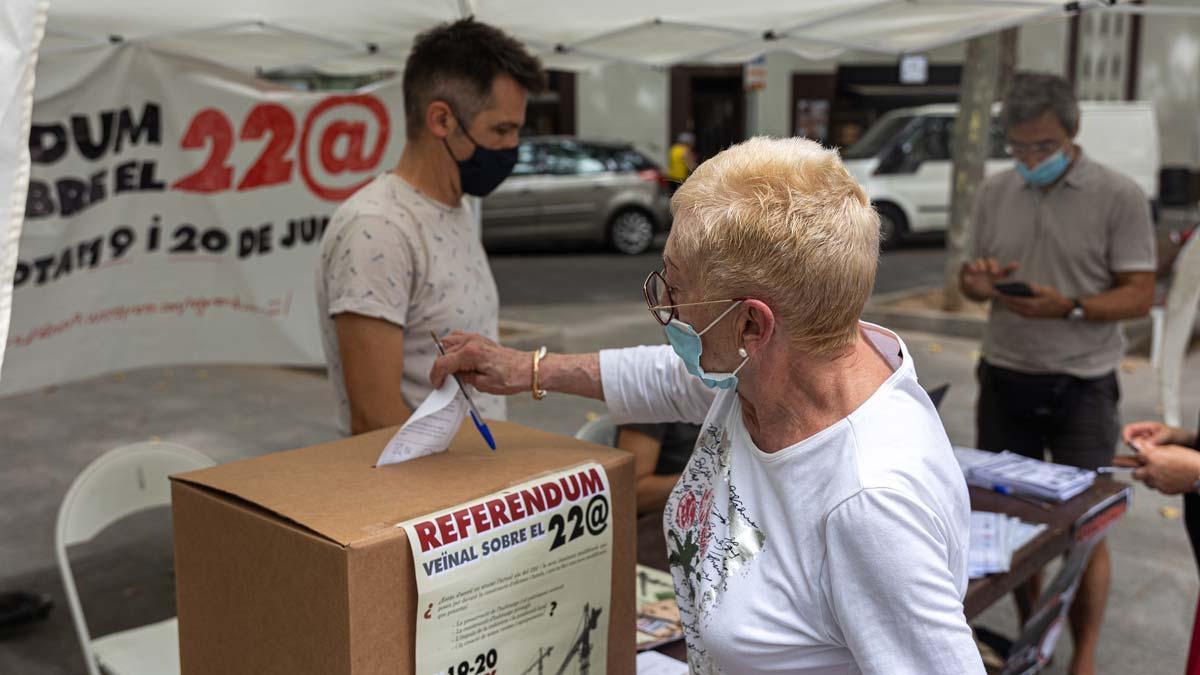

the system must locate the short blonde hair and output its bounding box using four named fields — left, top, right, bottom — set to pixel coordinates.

left=670, top=136, right=879, bottom=356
